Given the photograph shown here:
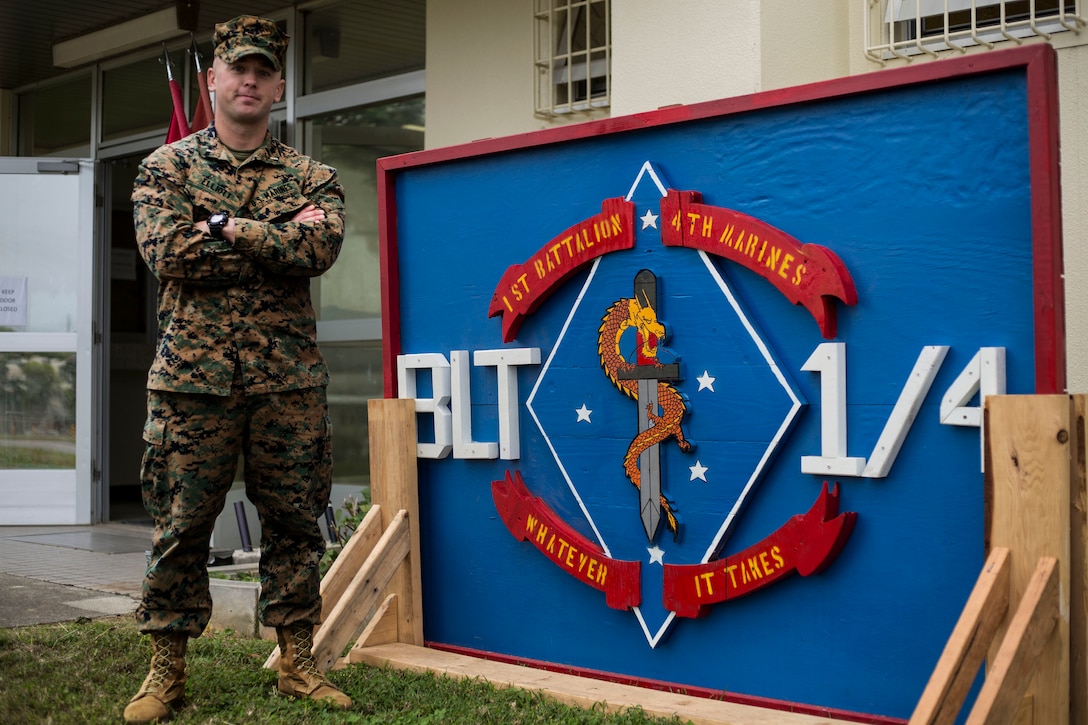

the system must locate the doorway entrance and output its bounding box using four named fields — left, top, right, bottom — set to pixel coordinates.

left=0, top=158, right=97, bottom=524
left=104, top=154, right=156, bottom=523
